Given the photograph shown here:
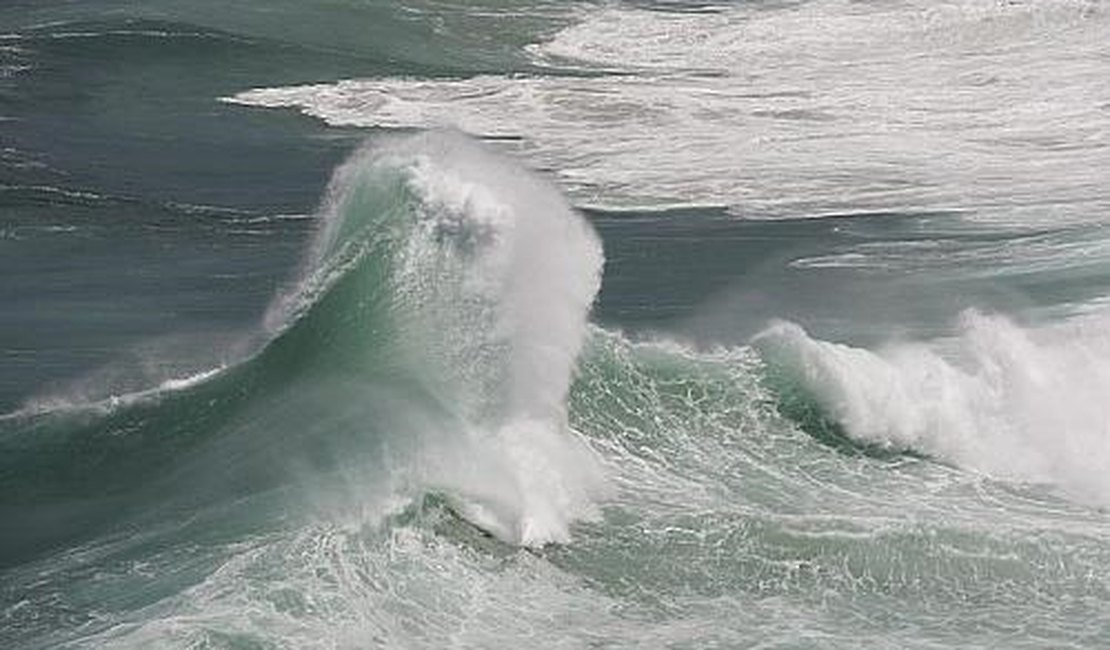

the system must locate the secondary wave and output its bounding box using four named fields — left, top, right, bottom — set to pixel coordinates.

left=755, top=309, right=1110, bottom=505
